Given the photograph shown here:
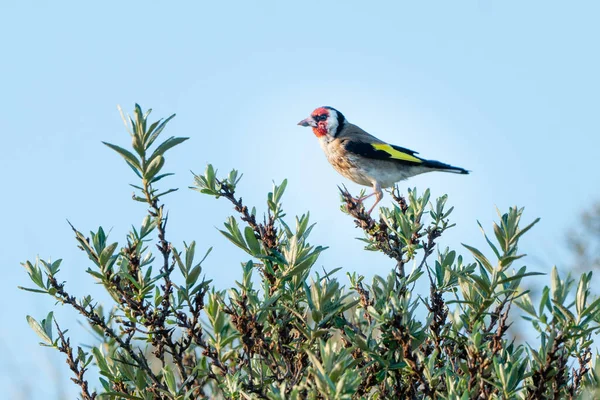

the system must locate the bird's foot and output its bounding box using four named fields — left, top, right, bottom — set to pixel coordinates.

left=354, top=192, right=376, bottom=203
left=366, top=189, right=384, bottom=216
